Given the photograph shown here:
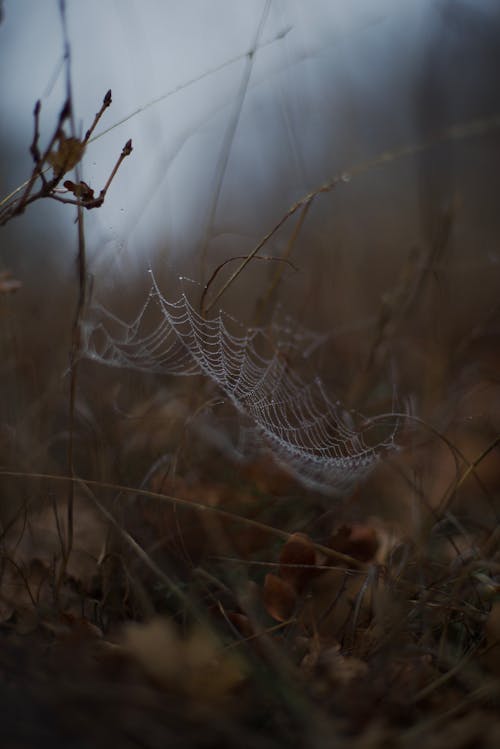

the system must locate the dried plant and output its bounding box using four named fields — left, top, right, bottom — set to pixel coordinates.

left=0, top=90, right=132, bottom=226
